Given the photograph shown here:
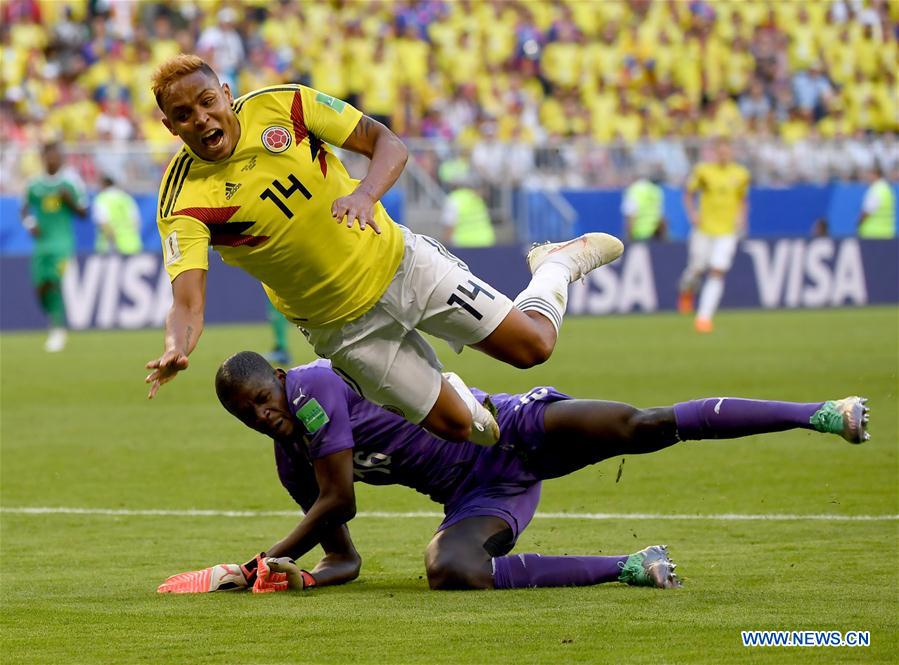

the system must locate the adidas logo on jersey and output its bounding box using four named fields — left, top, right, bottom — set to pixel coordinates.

left=224, top=182, right=241, bottom=200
